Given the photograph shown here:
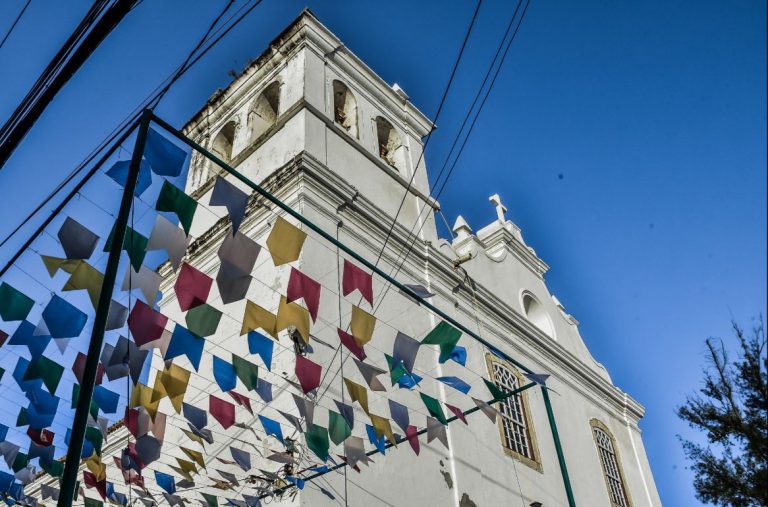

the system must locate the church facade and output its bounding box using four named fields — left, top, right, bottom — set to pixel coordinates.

left=30, top=10, right=661, bottom=507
